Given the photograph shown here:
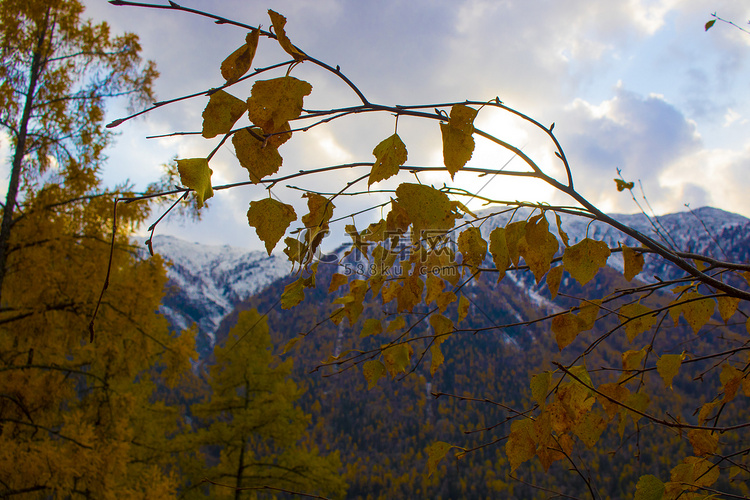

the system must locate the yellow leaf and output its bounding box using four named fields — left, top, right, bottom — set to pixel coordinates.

left=369, top=133, right=407, bottom=186
left=268, top=10, right=306, bottom=61
left=618, top=303, right=657, bottom=342
left=634, top=475, right=665, bottom=500
left=505, top=220, right=526, bottom=267
left=717, top=295, right=740, bottom=323
left=687, top=429, right=718, bottom=457
left=572, top=411, right=607, bottom=448
left=440, top=104, right=477, bottom=178
left=176, top=158, right=213, bottom=208
left=247, top=198, right=296, bottom=255
left=554, top=211, right=569, bottom=247
left=622, top=347, right=648, bottom=373
left=562, top=238, right=610, bottom=285
left=328, top=273, right=348, bottom=293
left=622, top=245, right=644, bottom=281
left=201, top=90, right=247, bottom=139
left=429, top=313, right=454, bottom=337
left=232, top=128, right=283, bottom=183
left=382, top=343, right=413, bottom=377
left=301, top=192, right=334, bottom=247
left=426, top=441, right=453, bottom=477
left=362, top=360, right=385, bottom=389
left=597, top=383, right=630, bottom=420
left=656, top=352, right=685, bottom=389
left=457, top=294, right=470, bottom=324
left=424, top=273, right=445, bottom=306
left=577, top=299, right=601, bottom=331
left=457, top=227, right=487, bottom=269
left=247, top=76, right=312, bottom=134
left=221, top=29, right=260, bottom=83
left=519, top=214, right=559, bottom=283
left=506, top=419, right=537, bottom=473
left=430, top=341, right=445, bottom=376
left=395, top=183, right=461, bottom=241
left=546, top=265, right=563, bottom=299
left=283, top=237, right=305, bottom=265
left=488, top=226, right=511, bottom=282
left=720, top=363, right=742, bottom=403
left=360, top=318, right=382, bottom=338
left=436, top=291, right=457, bottom=313
left=396, top=274, right=424, bottom=313
left=530, top=371, right=550, bottom=408
left=387, top=316, right=406, bottom=332
left=669, top=292, right=715, bottom=333
left=281, top=276, right=305, bottom=309
left=552, top=313, right=582, bottom=351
